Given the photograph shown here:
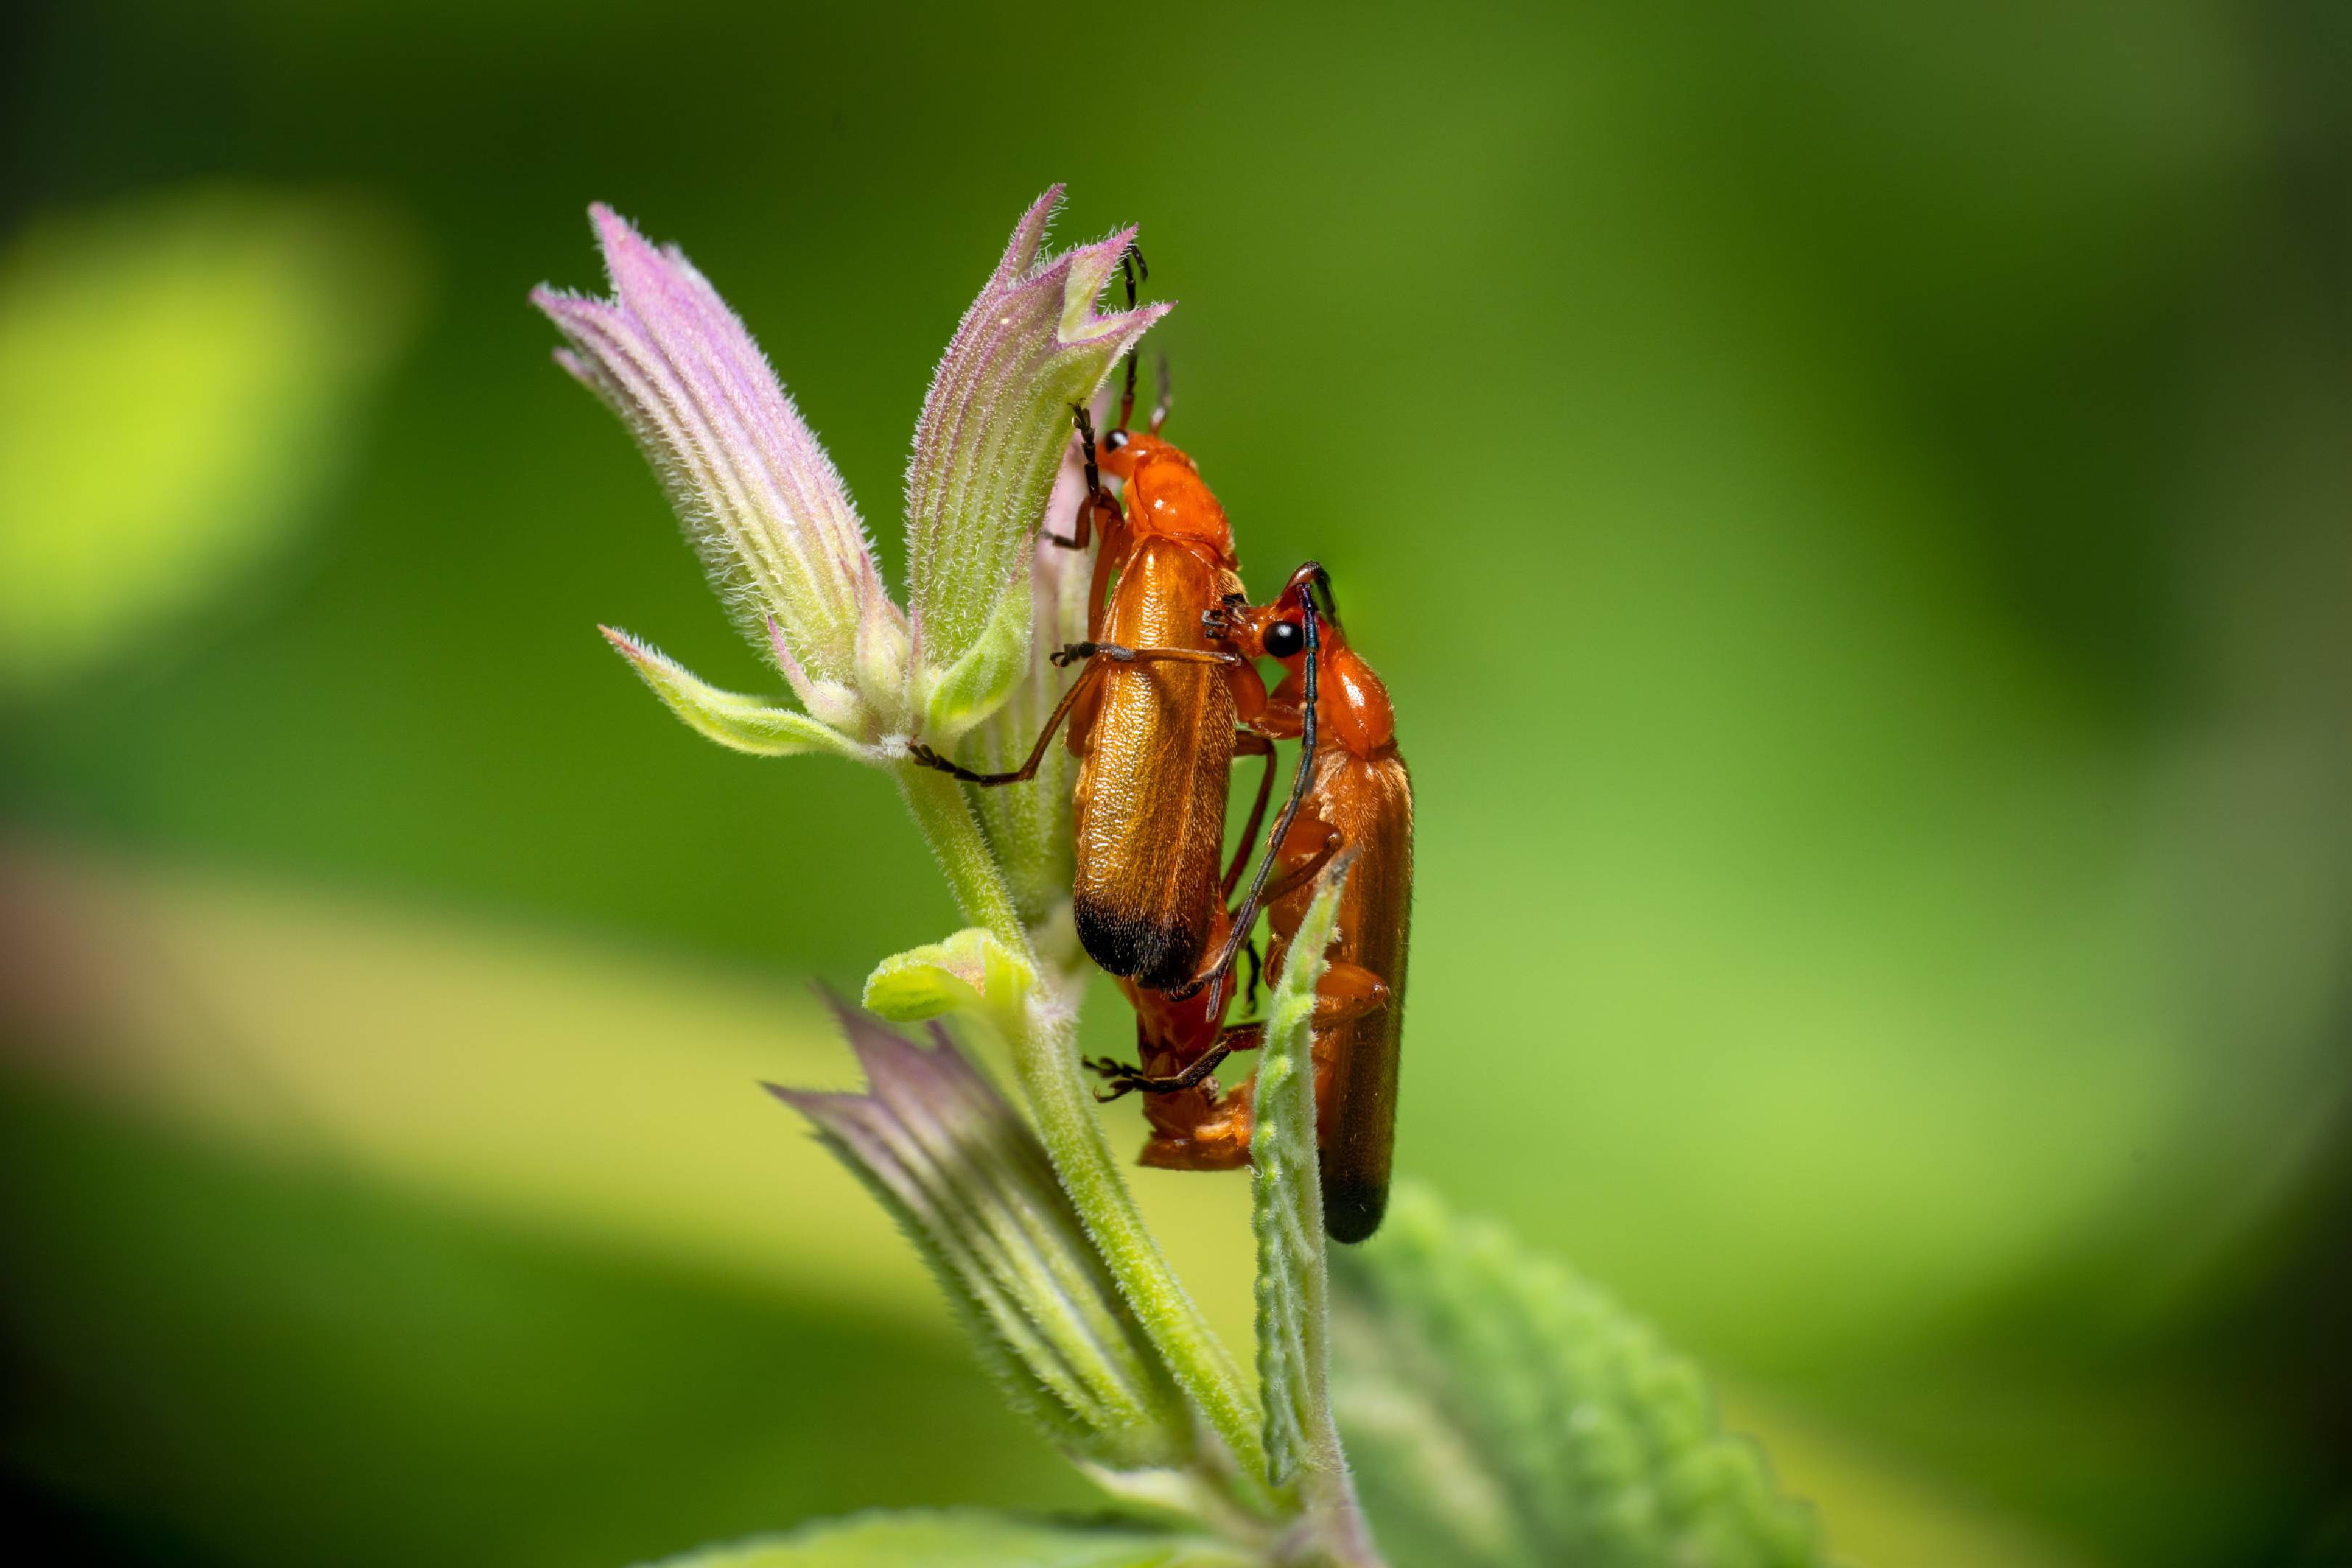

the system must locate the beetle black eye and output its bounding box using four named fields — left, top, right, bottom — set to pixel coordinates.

left=1265, top=620, right=1304, bottom=658
left=1102, top=428, right=1130, bottom=452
